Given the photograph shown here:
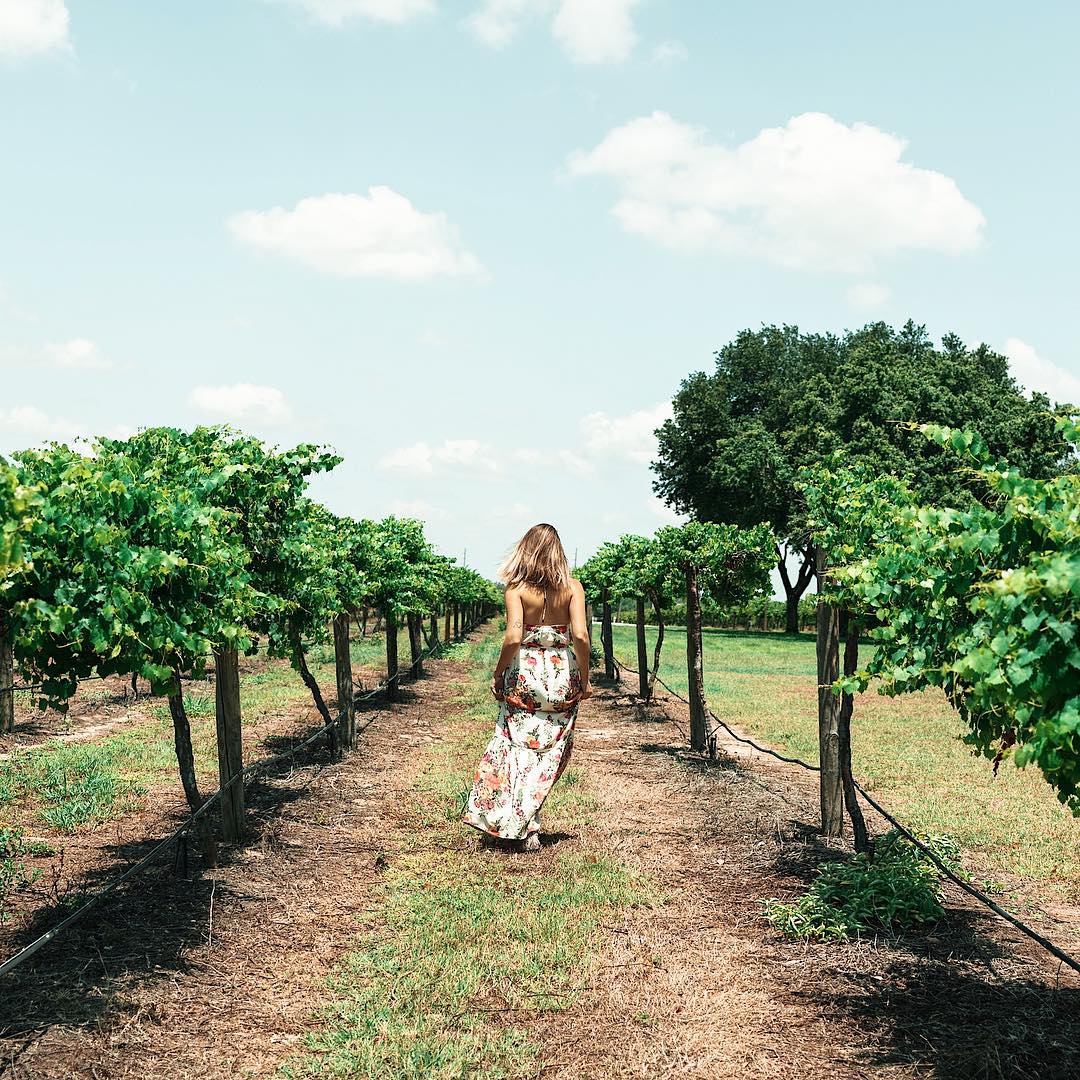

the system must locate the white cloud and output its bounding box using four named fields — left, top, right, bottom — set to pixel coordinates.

left=568, top=111, right=986, bottom=273
left=267, top=0, right=434, bottom=26
left=43, top=338, right=113, bottom=370
left=466, top=0, right=540, bottom=47
left=579, top=401, right=671, bottom=464
left=650, top=39, right=687, bottom=66
left=551, top=0, right=638, bottom=64
left=0, top=338, right=114, bottom=371
left=0, top=0, right=71, bottom=60
left=377, top=438, right=499, bottom=475
left=846, top=282, right=891, bottom=311
left=189, top=383, right=293, bottom=424
left=1003, top=338, right=1080, bottom=407
left=467, top=0, right=639, bottom=64
left=228, top=187, right=485, bottom=281
left=0, top=406, right=131, bottom=454
left=378, top=437, right=590, bottom=477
